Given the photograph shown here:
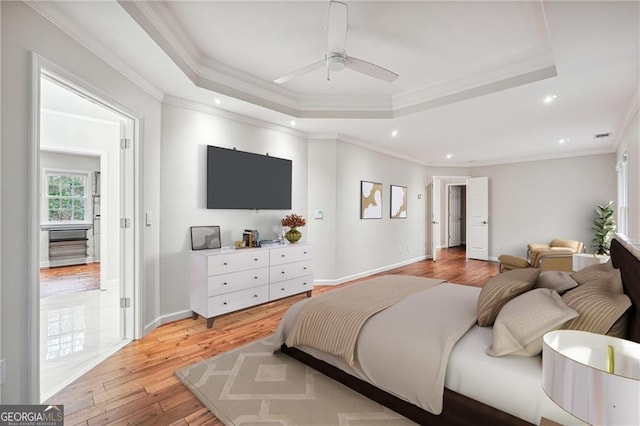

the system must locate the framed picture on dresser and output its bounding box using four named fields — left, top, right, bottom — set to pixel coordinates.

left=190, top=226, right=221, bottom=250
